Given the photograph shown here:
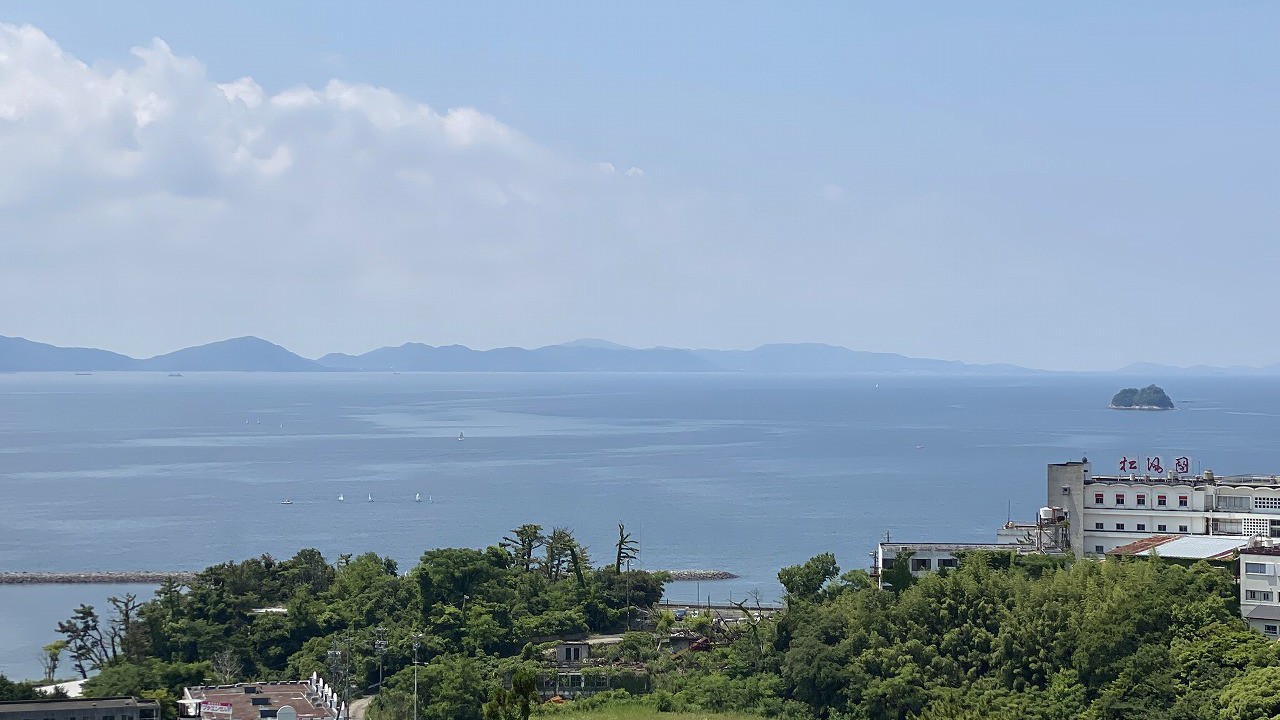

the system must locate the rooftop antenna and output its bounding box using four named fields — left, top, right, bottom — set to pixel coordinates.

left=1007, top=499, right=1012, bottom=524
left=883, top=530, right=891, bottom=543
